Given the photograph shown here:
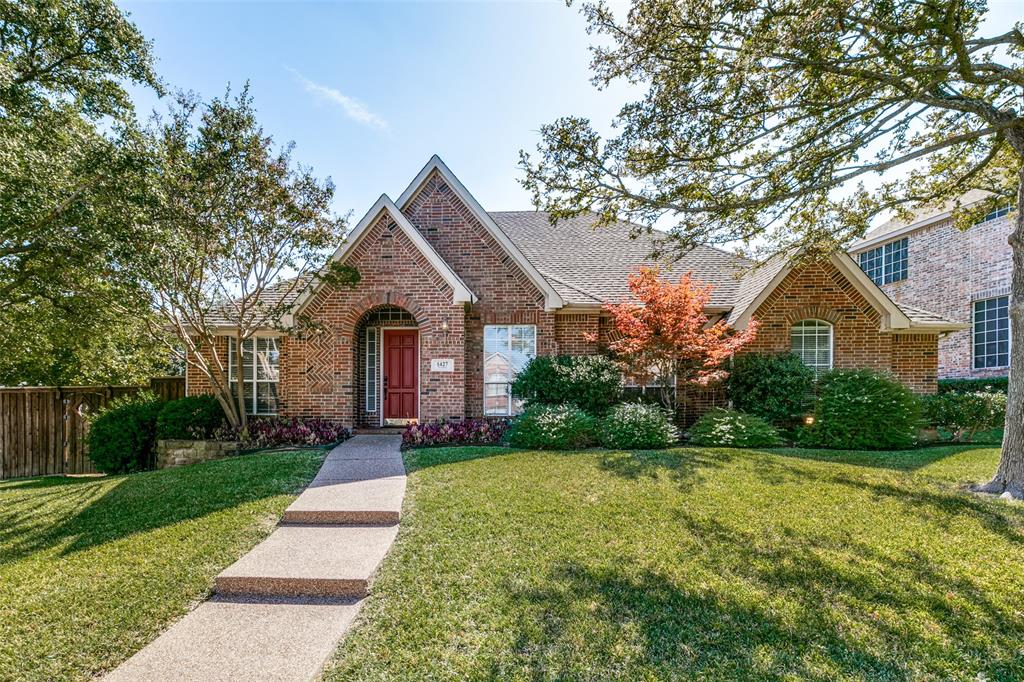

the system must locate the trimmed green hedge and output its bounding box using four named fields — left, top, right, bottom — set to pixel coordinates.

left=86, top=392, right=163, bottom=474
left=726, top=353, right=816, bottom=427
left=938, top=377, right=1008, bottom=394
left=156, top=395, right=226, bottom=440
left=511, top=355, right=622, bottom=415
left=799, top=369, right=920, bottom=450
